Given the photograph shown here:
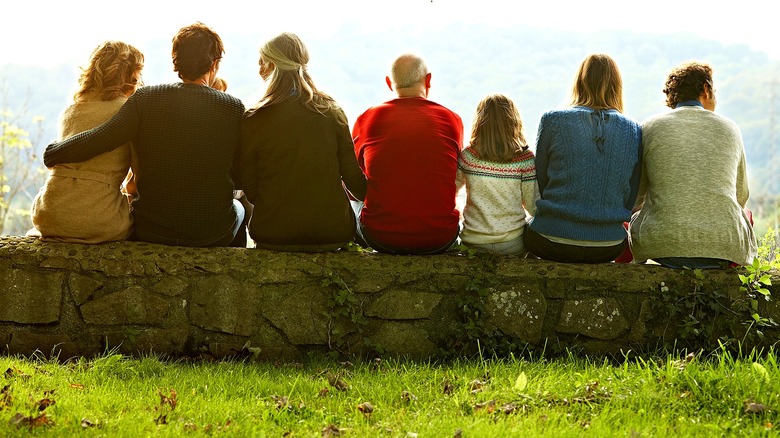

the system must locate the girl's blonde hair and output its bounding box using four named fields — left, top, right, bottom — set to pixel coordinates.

left=469, top=94, right=528, bottom=162
left=570, top=53, right=624, bottom=113
left=74, top=41, right=144, bottom=103
left=254, top=32, right=340, bottom=117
